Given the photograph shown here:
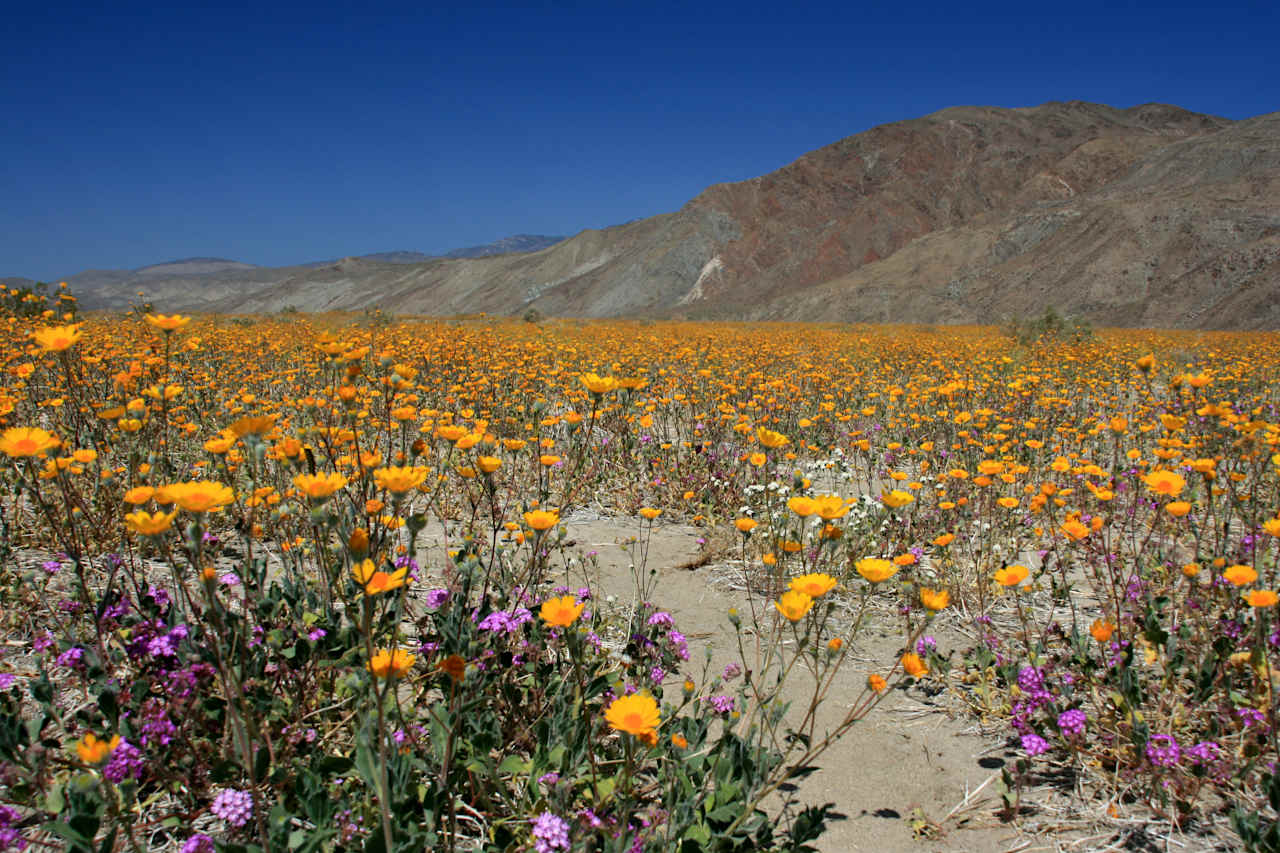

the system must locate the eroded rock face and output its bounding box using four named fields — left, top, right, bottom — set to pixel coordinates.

left=65, top=102, right=1280, bottom=329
